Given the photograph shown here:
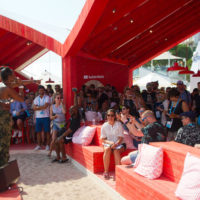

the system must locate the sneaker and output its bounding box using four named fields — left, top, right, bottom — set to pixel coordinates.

left=45, top=145, right=50, bottom=151
left=34, top=145, right=41, bottom=150
left=12, top=130, right=18, bottom=138
left=18, top=131, right=22, bottom=138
